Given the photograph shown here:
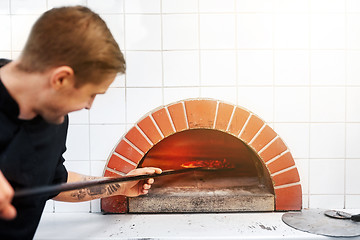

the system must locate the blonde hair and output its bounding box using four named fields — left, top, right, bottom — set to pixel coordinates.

left=18, top=6, right=125, bottom=87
